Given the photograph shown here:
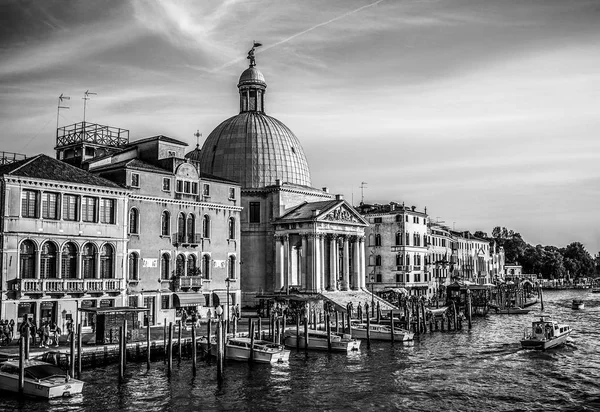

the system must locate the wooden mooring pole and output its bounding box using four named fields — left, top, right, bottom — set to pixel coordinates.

left=390, top=310, right=395, bottom=344
left=70, top=326, right=76, bottom=378
left=335, top=311, right=339, bottom=333
left=467, top=290, right=473, bottom=330
left=18, top=334, right=25, bottom=395
left=24, top=325, right=30, bottom=360
left=303, top=316, right=309, bottom=351
left=178, top=320, right=182, bottom=362
left=191, top=324, right=197, bottom=376
left=146, top=324, right=151, bottom=369
left=295, top=316, right=300, bottom=351
left=77, top=323, right=83, bottom=379
left=216, top=321, right=223, bottom=382
left=163, top=322, right=167, bottom=362
left=326, top=312, right=332, bottom=352
left=167, top=322, right=173, bottom=376
left=118, top=325, right=124, bottom=382
left=249, top=321, right=255, bottom=363
left=366, top=303, right=371, bottom=349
